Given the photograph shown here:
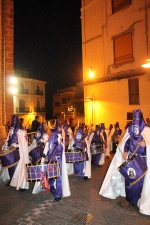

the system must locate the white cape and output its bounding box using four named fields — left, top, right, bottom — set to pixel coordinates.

left=10, top=130, right=30, bottom=190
